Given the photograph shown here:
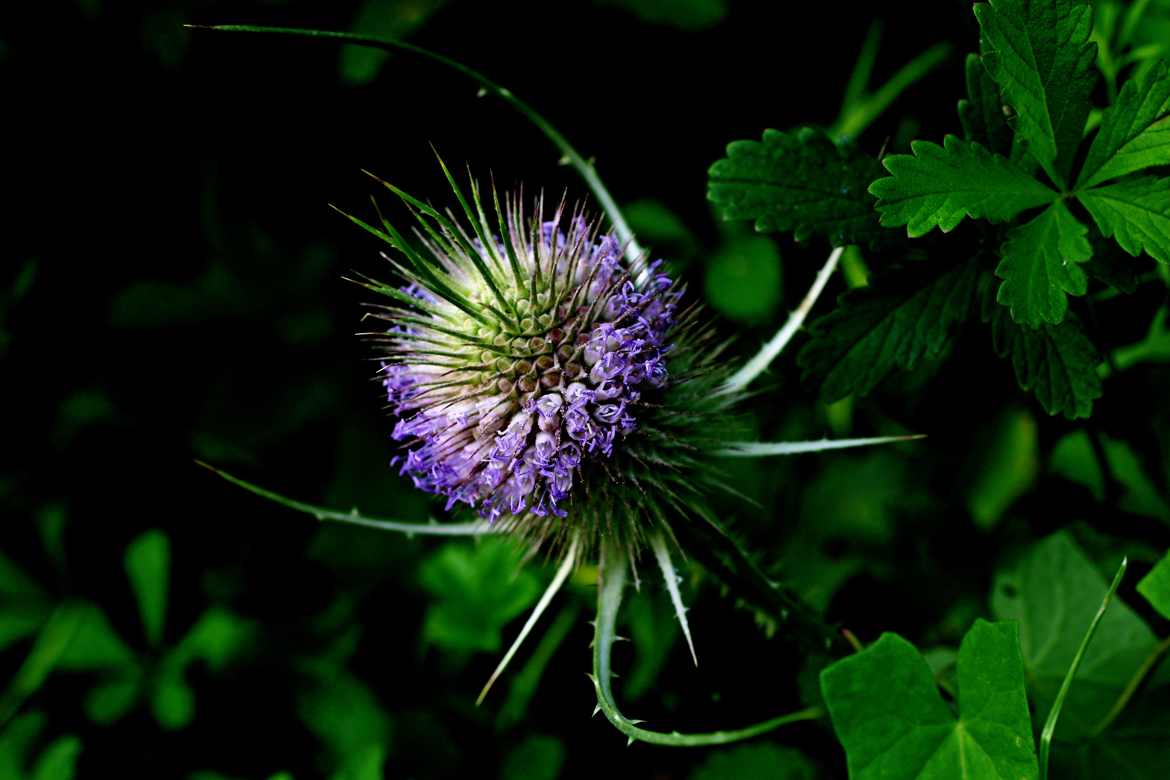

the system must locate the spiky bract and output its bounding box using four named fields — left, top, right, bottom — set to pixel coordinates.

left=355, top=172, right=738, bottom=556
